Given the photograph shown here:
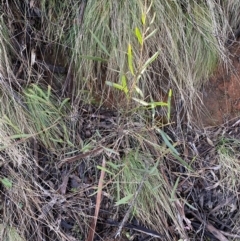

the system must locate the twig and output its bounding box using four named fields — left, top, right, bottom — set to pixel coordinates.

left=86, top=156, right=106, bottom=241
left=58, top=147, right=103, bottom=167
